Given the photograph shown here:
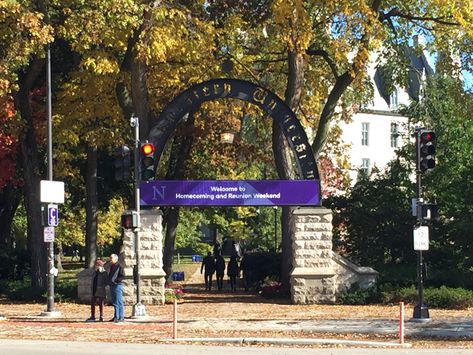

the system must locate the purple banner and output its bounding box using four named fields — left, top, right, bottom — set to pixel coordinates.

left=140, top=180, right=320, bottom=206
